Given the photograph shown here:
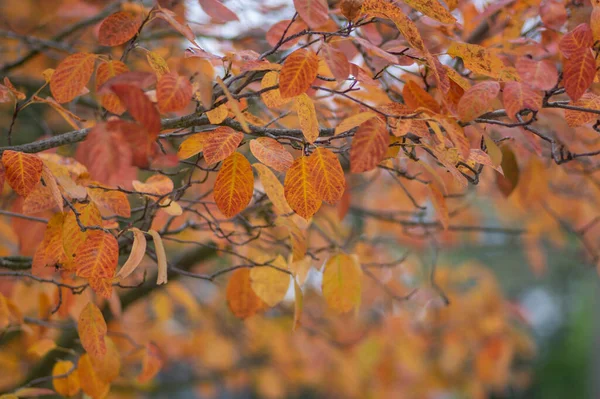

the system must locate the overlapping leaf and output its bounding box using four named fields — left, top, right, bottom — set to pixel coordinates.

left=335, top=111, right=377, bottom=135
left=203, top=127, right=244, bottom=165
left=293, top=0, right=329, bottom=28
left=156, top=72, right=193, bottom=113
left=109, top=84, right=161, bottom=137
left=249, top=137, right=293, bottom=171
left=76, top=231, right=118, bottom=280
left=78, top=354, right=110, bottom=399
left=284, top=157, right=322, bottom=219
left=307, top=148, right=345, bottom=204
left=350, top=118, right=389, bottom=173
left=564, top=93, right=600, bottom=127
left=1, top=150, right=43, bottom=197
left=98, top=11, right=142, bottom=46
left=254, top=163, right=294, bottom=216
left=50, top=53, right=96, bottom=103
left=447, top=42, right=504, bottom=78
left=279, top=49, right=319, bottom=98
left=213, top=152, right=254, bottom=218
left=515, top=58, right=558, bottom=91
left=78, top=302, right=107, bottom=359
left=226, top=268, right=266, bottom=319
left=563, top=49, right=595, bottom=101
left=294, top=93, right=320, bottom=143
left=52, top=360, right=80, bottom=397
left=502, top=82, right=542, bottom=121
left=457, top=81, right=500, bottom=122
left=403, top=81, right=440, bottom=113
left=559, top=23, right=593, bottom=58
left=250, top=255, right=290, bottom=307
